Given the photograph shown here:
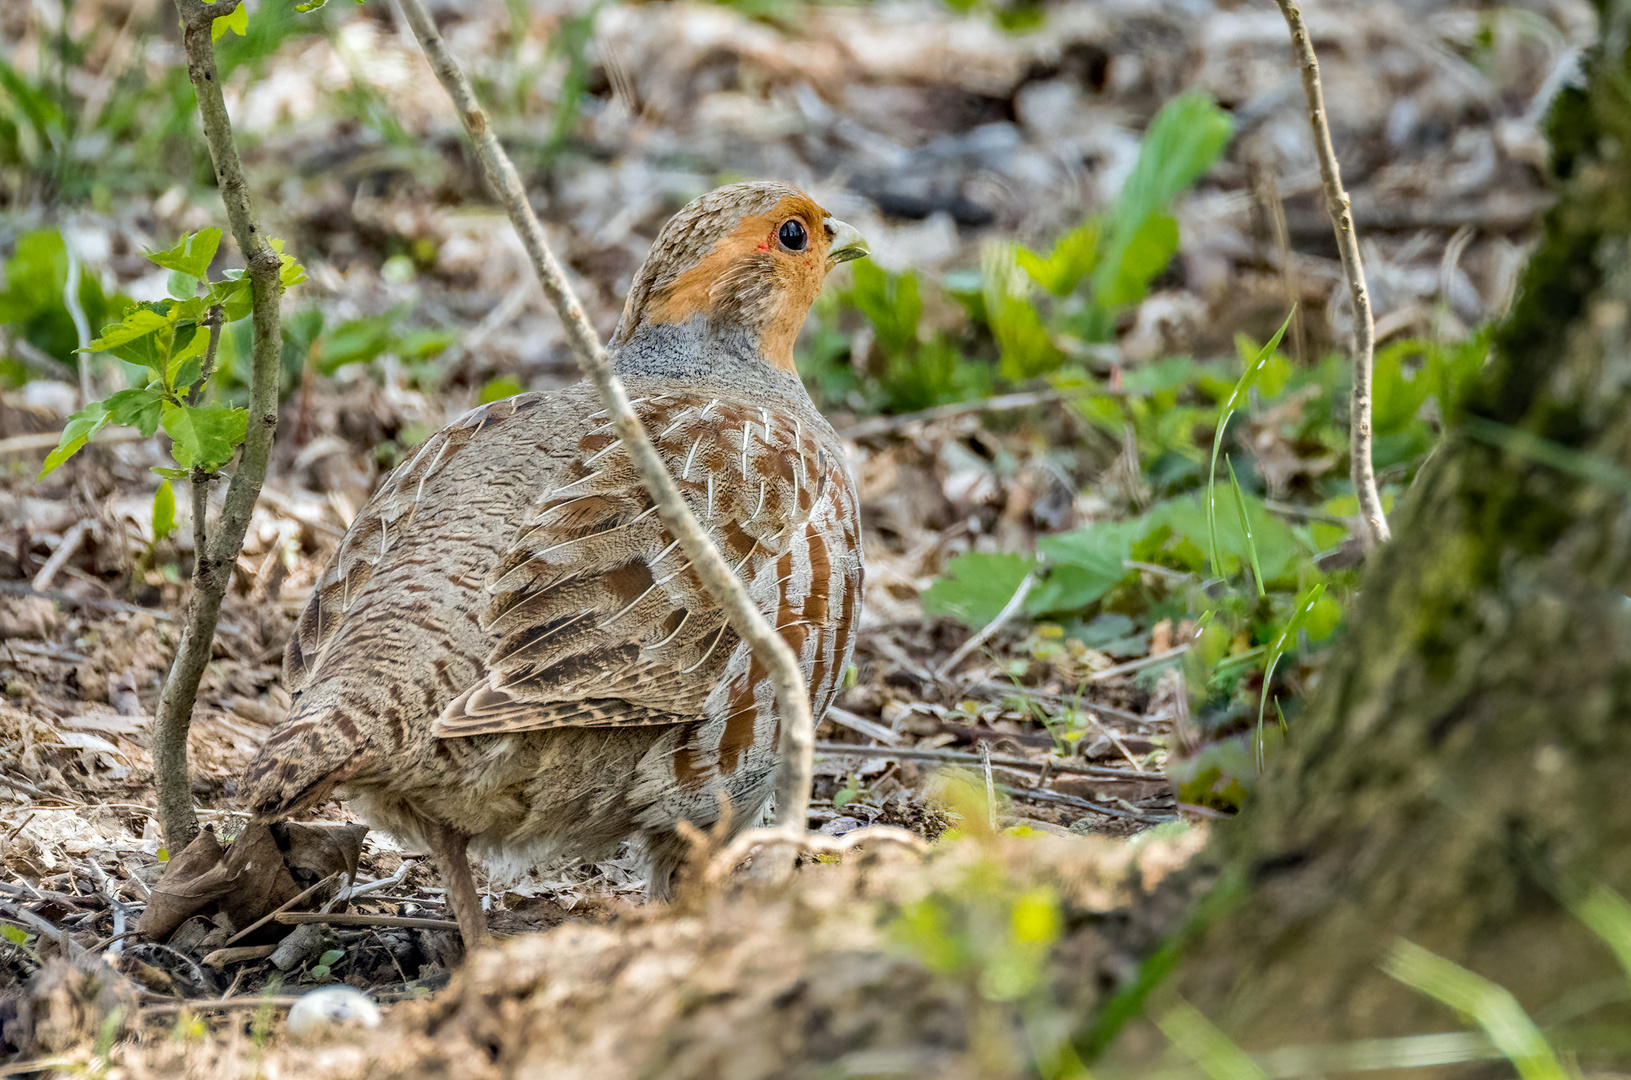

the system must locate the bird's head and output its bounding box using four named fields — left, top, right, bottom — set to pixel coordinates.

left=610, top=181, right=869, bottom=374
